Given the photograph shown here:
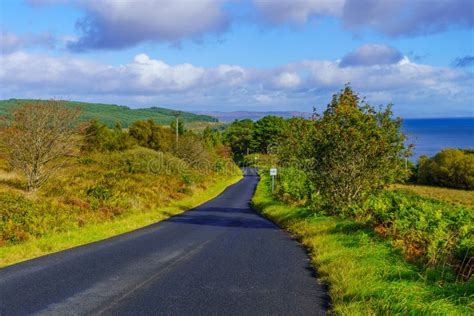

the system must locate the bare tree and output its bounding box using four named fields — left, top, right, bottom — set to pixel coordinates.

left=0, top=101, right=80, bottom=191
